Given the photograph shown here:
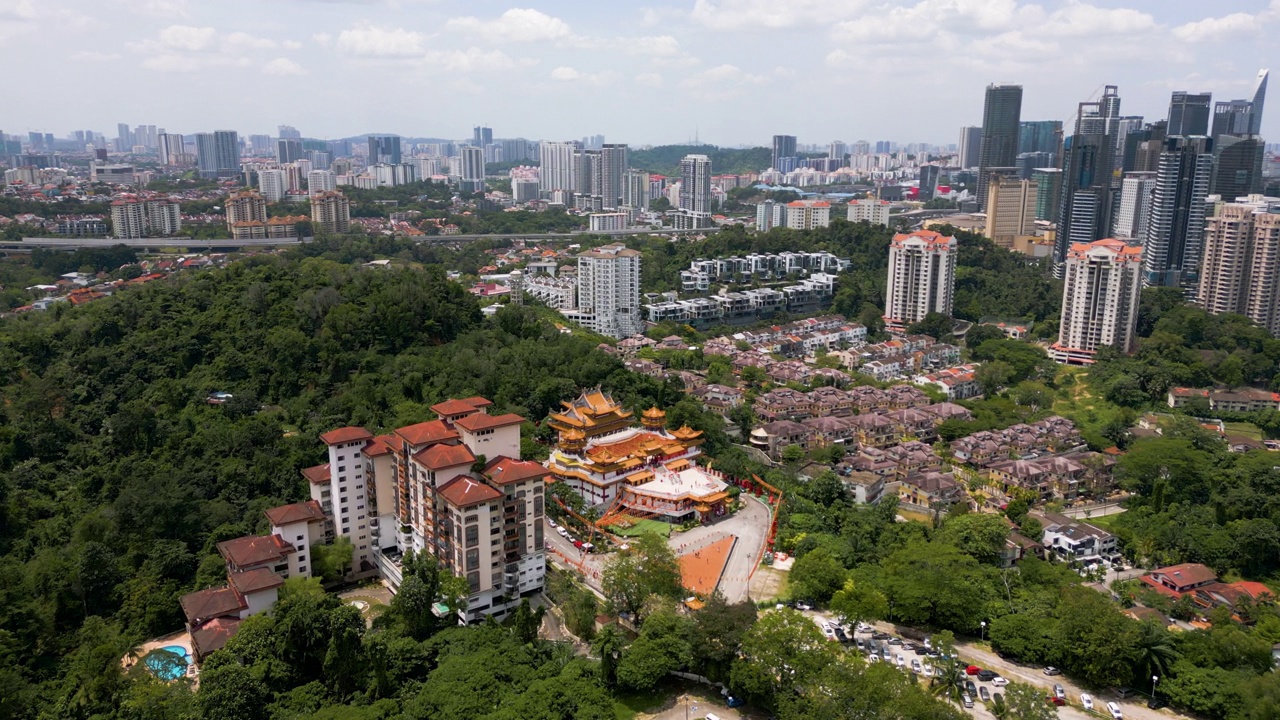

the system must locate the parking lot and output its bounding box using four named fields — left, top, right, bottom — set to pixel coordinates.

left=807, top=611, right=1147, bottom=720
